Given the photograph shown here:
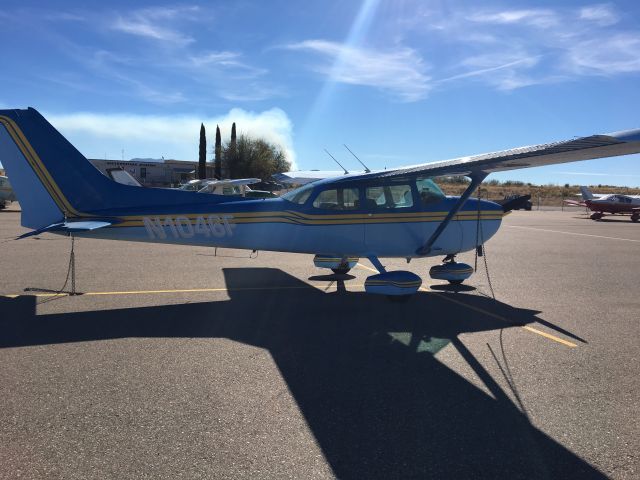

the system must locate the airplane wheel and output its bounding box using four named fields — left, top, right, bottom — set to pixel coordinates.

left=590, top=212, right=603, bottom=220
left=331, top=267, right=351, bottom=274
left=387, top=294, right=412, bottom=303
left=631, top=216, right=639, bottom=223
